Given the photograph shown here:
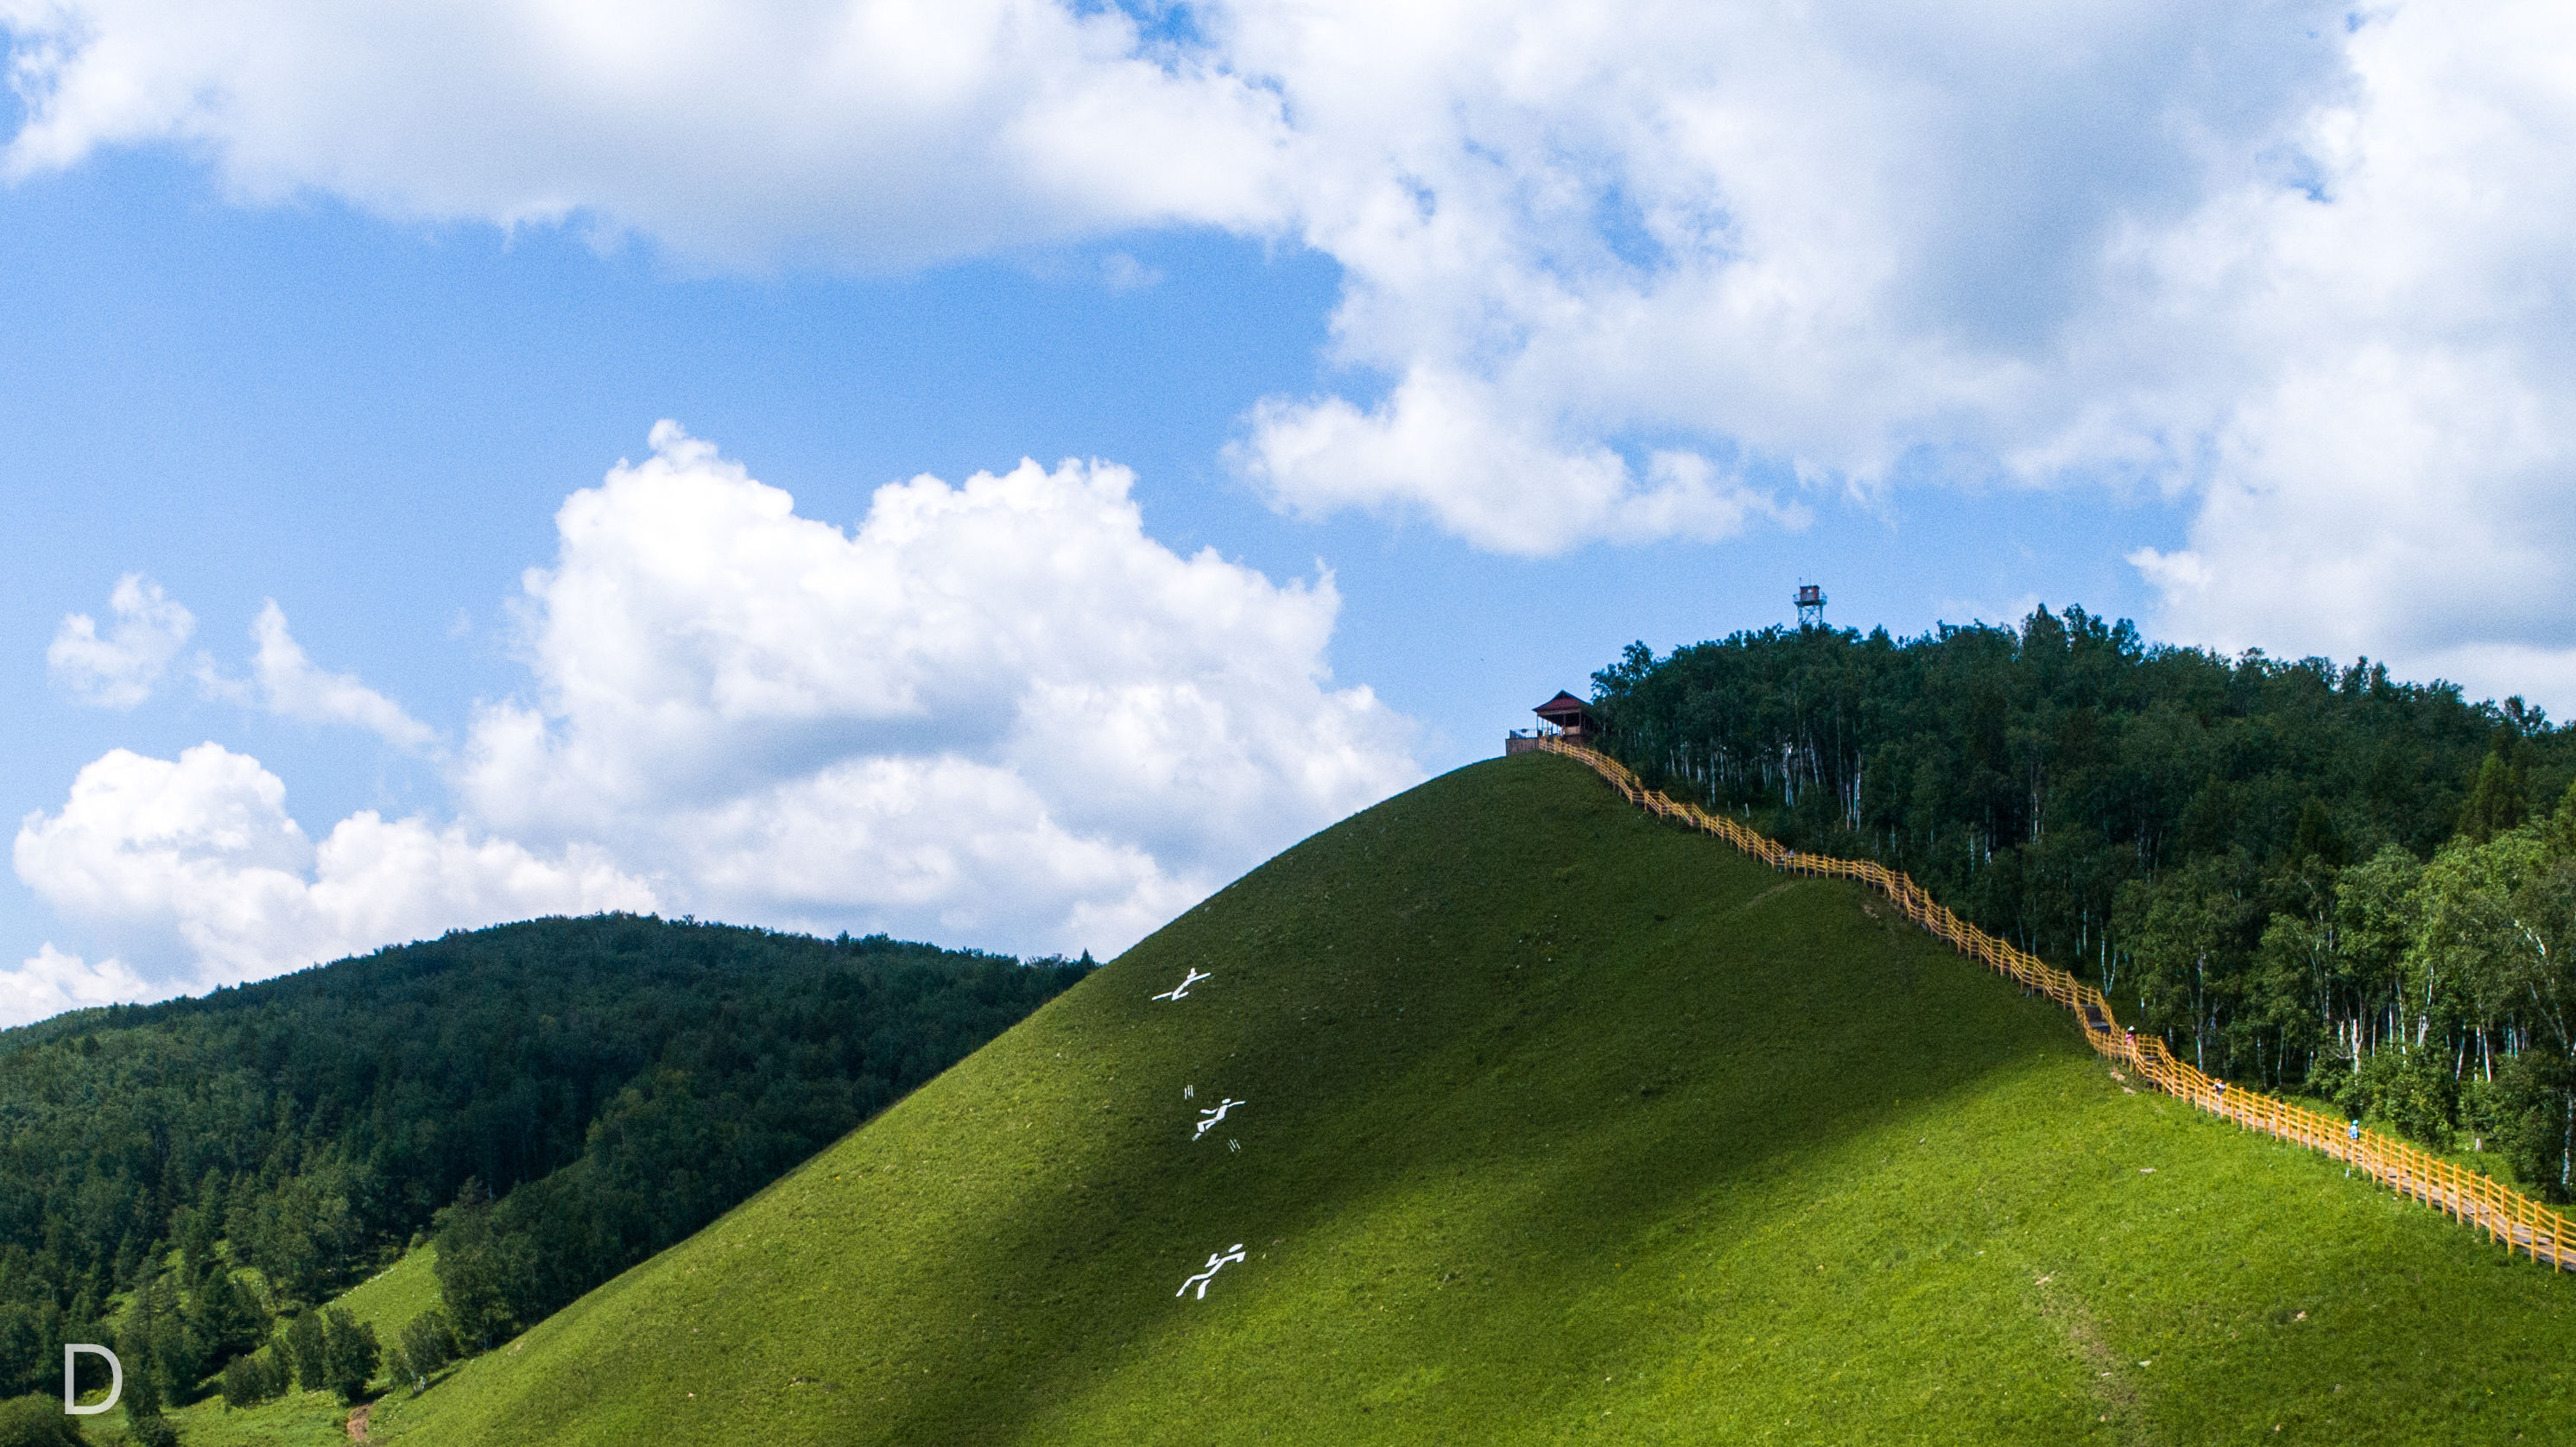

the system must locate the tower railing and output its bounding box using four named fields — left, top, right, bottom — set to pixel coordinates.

left=1529, top=734, right=2570, bottom=1271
